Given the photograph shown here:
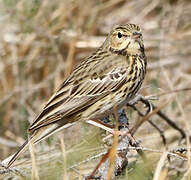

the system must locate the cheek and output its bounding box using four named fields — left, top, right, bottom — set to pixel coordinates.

left=110, top=38, right=130, bottom=50
left=111, top=38, right=122, bottom=47
left=118, top=39, right=130, bottom=49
